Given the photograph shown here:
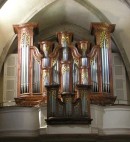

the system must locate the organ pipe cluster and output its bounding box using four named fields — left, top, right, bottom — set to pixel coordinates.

left=13, top=22, right=116, bottom=110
